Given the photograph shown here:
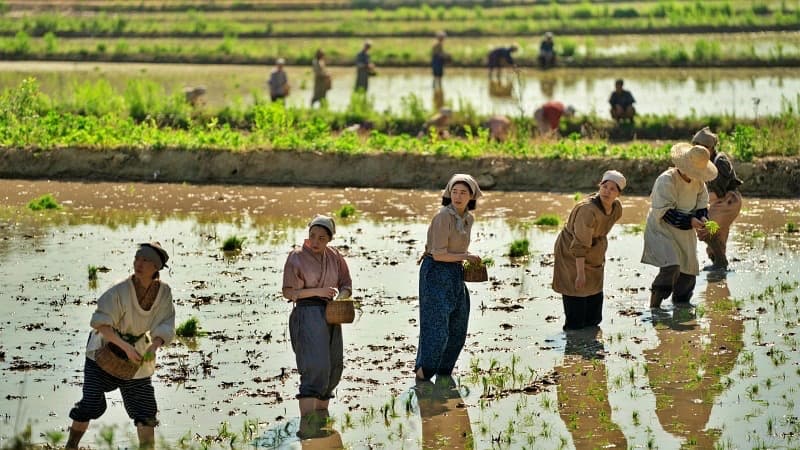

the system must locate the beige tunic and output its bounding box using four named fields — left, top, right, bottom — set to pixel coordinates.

left=86, top=277, right=176, bottom=379
left=552, top=196, right=622, bottom=297
left=641, top=168, right=710, bottom=275
left=424, top=205, right=473, bottom=255
left=282, top=241, right=352, bottom=301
